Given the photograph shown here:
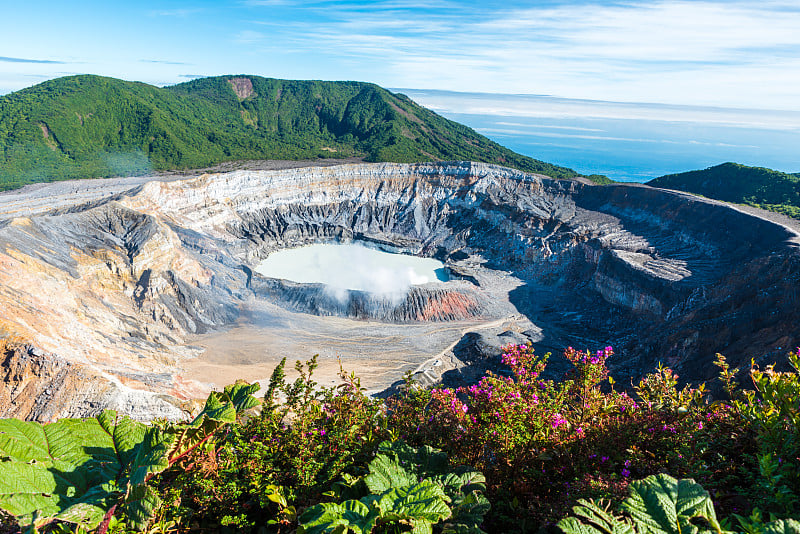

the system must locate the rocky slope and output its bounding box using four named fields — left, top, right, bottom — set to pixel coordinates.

left=1, top=161, right=798, bottom=420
